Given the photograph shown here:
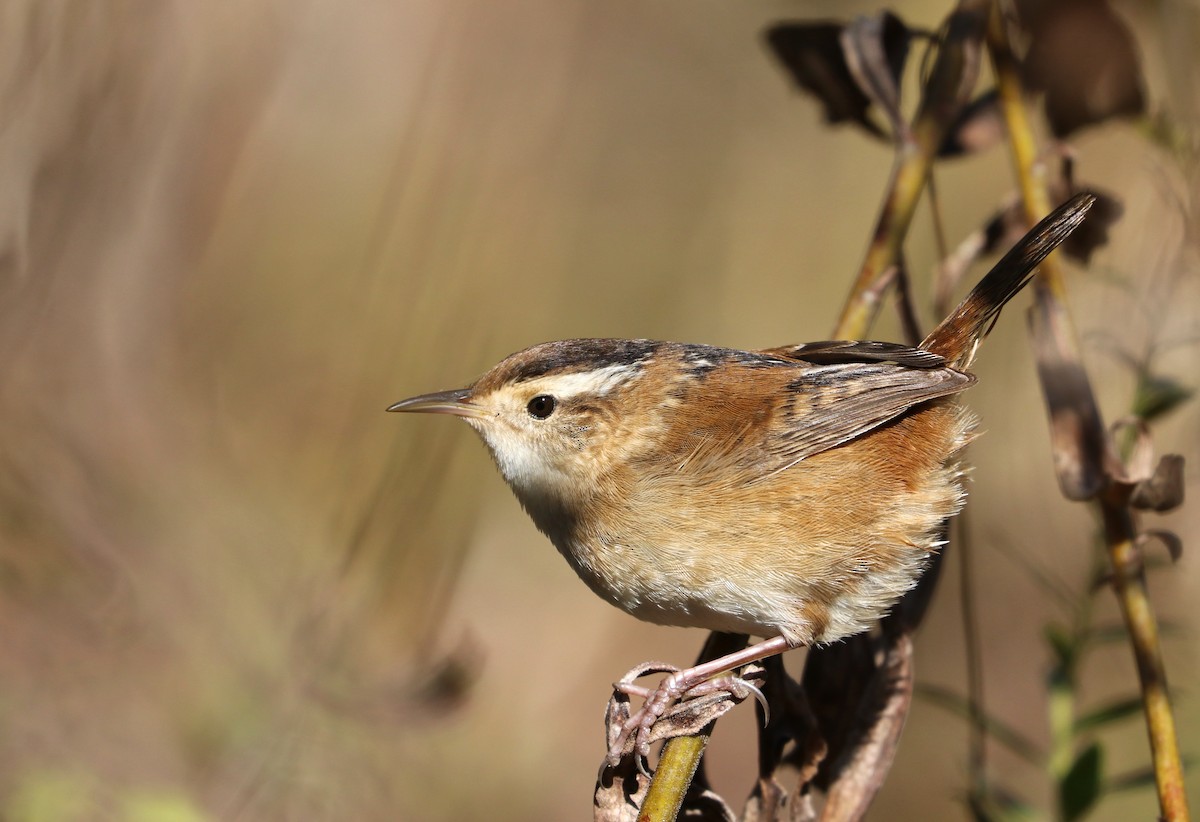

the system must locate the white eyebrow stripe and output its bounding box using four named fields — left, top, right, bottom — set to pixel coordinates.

left=540, top=364, right=642, bottom=398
